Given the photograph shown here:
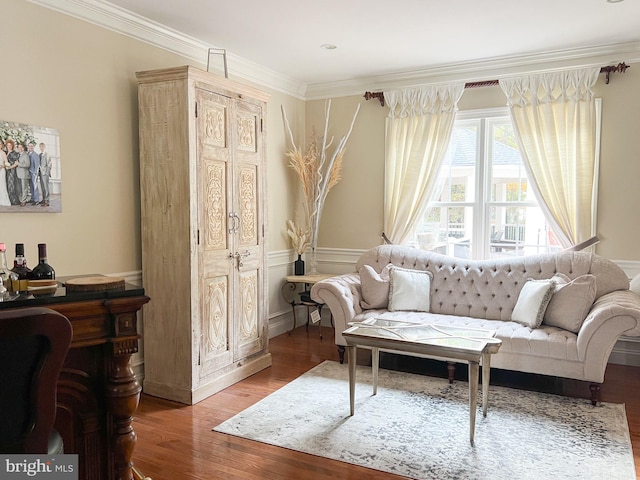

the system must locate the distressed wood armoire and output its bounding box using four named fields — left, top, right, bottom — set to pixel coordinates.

left=136, top=66, right=271, bottom=404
